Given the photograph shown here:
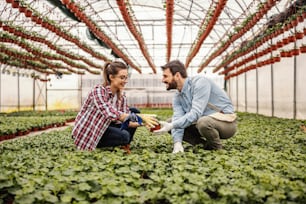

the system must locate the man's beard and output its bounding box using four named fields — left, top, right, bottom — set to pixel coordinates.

left=166, top=80, right=177, bottom=90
